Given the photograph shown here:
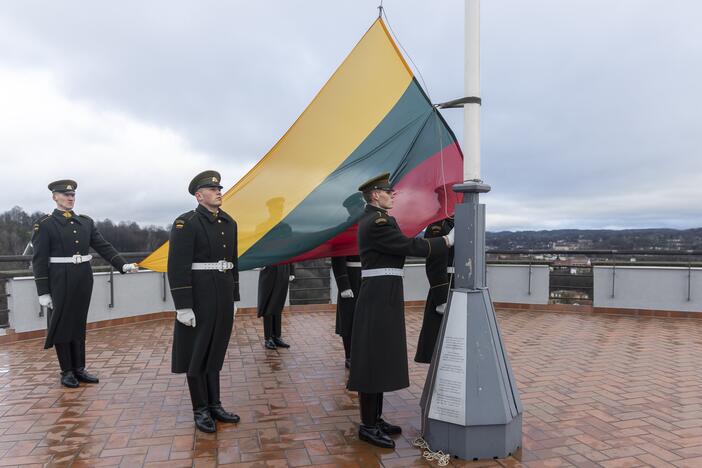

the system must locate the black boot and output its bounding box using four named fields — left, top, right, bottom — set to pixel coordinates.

left=74, top=368, right=99, bottom=384
left=209, top=404, right=240, bottom=423
left=264, top=338, right=277, bottom=349
left=60, top=370, right=79, bottom=388
left=378, top=418, right=402, bottom=435
left=376, top=393, right=401, bottom=434
left=272, top=336, right=290, bottom=348
left=193, top=407, right=216, bottom=433
left=359, top=424, right=395, bottom=448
